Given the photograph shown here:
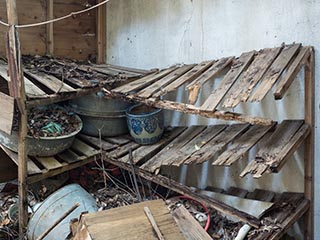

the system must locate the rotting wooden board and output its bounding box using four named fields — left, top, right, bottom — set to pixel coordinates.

left=112, top=67, right=177, bottom=94
left=107, top=141, right=140, bottom=158
left=249, top=43, right=301, bottom=102
left=152, top=60, right=214, bottom=98
left=270, top=123, right=310, bottom=172
left=117, top=127, right=186, bottom=165
left=172, top=205, right=212, bottom=240
left=0, top=92, right=14, bottom=134
left=0, top=63, right=47, bottom=98
left=201, top=51, right=255, bottom=111
left=103, top=135, right=132, bottom=146
left=184, top=124, right=250, bottom=165
left=186, top=57, right=234, bottom=104
left=24, top=70, right=76, bottom=93
left=138, top=64, right=195, bottom=98
left=274, top=46, right=310, bottom=100
left=223, top=47, right=282, bottom=108
left=140, top=126, right=206, bottom=172
left=77, top=134, right=117, bottom=151
left=166, top=125, right=227, bottom=166
left=213, top=123, right=275, bottom=166
left=240, top=120, right=304, bottom=178
left=77, top=200, right=185, bottom=240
